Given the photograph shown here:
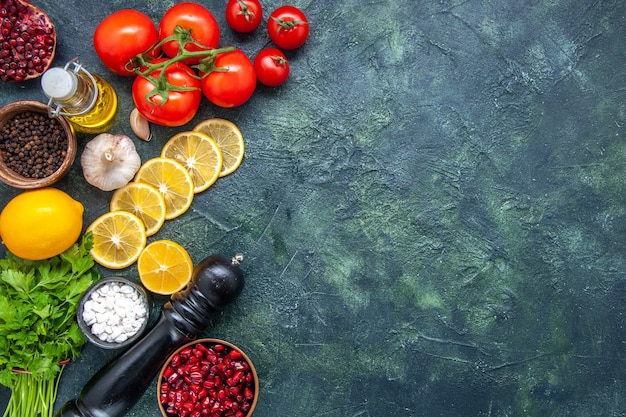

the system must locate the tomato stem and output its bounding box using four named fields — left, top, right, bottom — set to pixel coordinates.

left=130, top=25, right=236, bottom=106
left=271, top=16, right=308, bottom=32
left=236, top=0, right=256, bottom=23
